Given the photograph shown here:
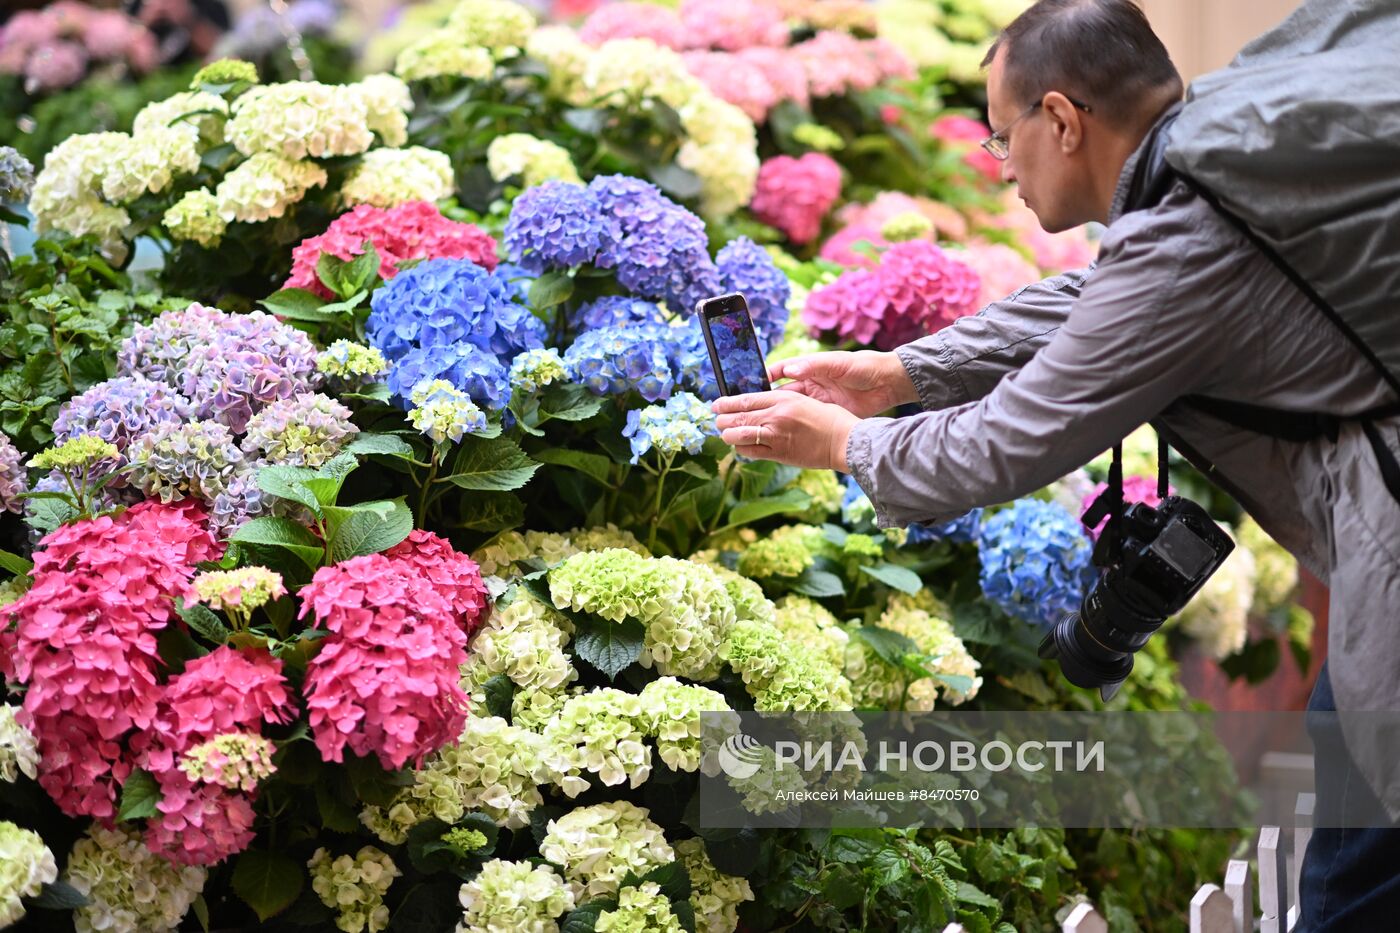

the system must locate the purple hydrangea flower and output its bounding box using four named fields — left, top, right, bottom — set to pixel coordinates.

left=51, top=376, right=194, bottom=472
left=0, top=432, right=25, bottom=515
left=126, top=420, right=247, bottom=505
left=571, top=295, right=669, bottom=333
left=978, top=499, right=1096, bottom=628
left=503, top=181, right=620, bottom=274
left=716, top=237, right=791, bottom=350
left=209, top=467, right=273, bottom=536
